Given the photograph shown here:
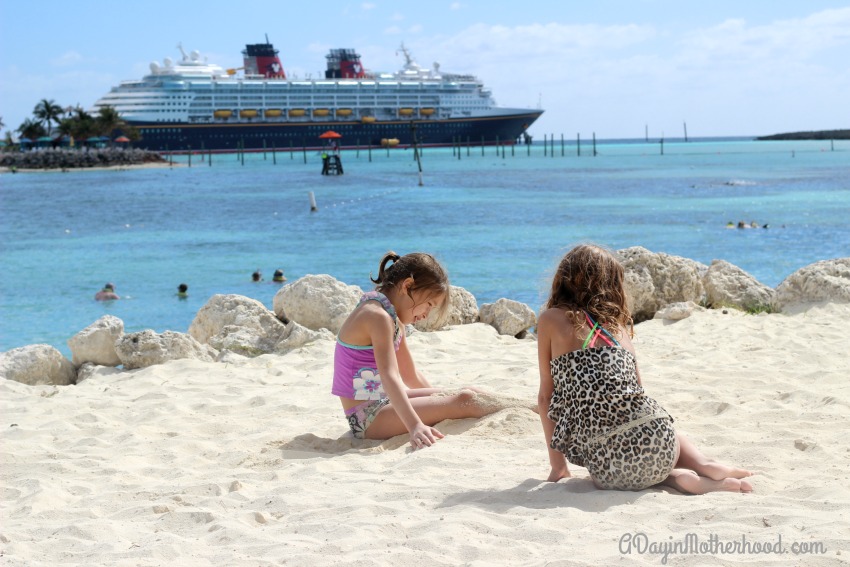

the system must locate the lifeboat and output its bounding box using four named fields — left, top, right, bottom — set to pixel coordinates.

left=399, top=108, right=415, bottom=116
left=313, top=108, right=330, bottom=117
left=288, top=109, right=306, bottom=117
left=360, top=116, right=376, bottom=124
left=213, top=109, right=232, bottom=119
left=265, top=109, right=283, bottom=118
left=419, top=107, right=435, bottom=116
left=240, top=109, right=258, bottom=118
left=381, top=138, right=400, bottom=147
left=336, top=108, right=353, bottom=117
